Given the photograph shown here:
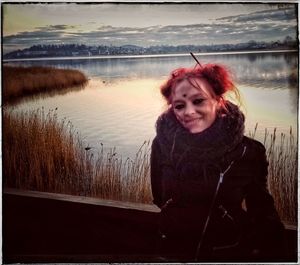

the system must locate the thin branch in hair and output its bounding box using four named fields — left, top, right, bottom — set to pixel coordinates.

left=190, top=52, right=203, bottom=68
